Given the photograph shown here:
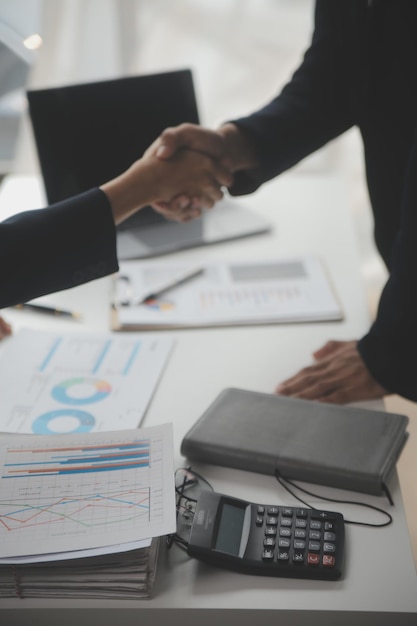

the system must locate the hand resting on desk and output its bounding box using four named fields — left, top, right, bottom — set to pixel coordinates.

left=275, top=339, right=388, bottom=404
